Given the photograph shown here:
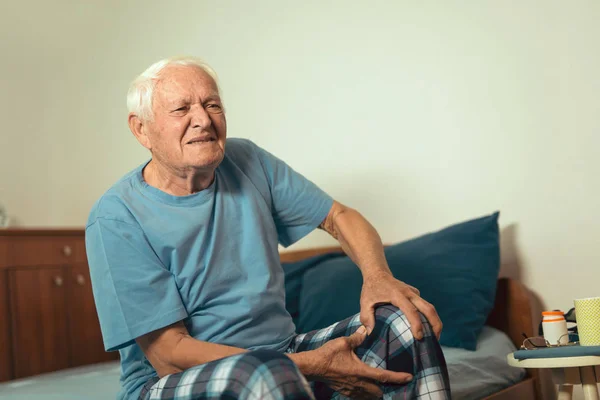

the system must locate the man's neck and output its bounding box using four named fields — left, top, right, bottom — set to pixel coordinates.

left=143, top=159, right=215, bottom=196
